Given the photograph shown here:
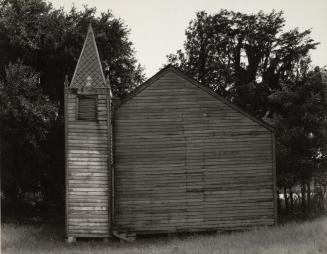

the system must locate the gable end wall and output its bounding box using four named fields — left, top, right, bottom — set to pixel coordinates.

left=114, top=70, right=276, bottom=233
